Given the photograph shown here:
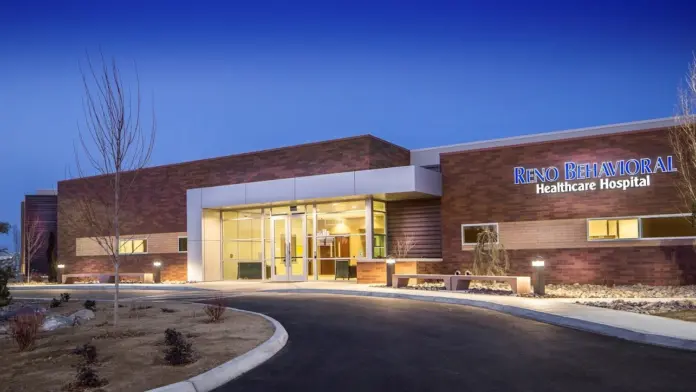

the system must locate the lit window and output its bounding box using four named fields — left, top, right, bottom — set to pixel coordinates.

left=461, top=223, right=499, bottom=245
left=119, top=239, right=147, bottom=254
left=588, top=219, right=639, bottom=240
left=641, top=216, right=696, bottom=238
left=178, top=237, right=188, bottom=252
left=372, top=200, right=387, bottom=258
